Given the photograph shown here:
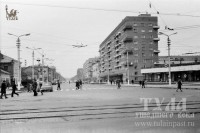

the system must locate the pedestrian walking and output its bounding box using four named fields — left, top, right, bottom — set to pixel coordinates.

left=141, top=80, right=145, bottom=88
left=176, top=79, right=183, bottom=92
left=32, top=79, right=38, bottom=96
left=57, top=80, right=61, bottom=90
left=75, top=80, right=79, bottom=90
left=11, top=81, right=19, bottom=97
left=139, top=81, right=142, bottom=86
left=27, top=83, right=32, bottom=92
left=0, top=80, right=8, bottom=99
left=116, top=80, right=121, bottom=89
left=39, top=81, right=43, bottom=95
